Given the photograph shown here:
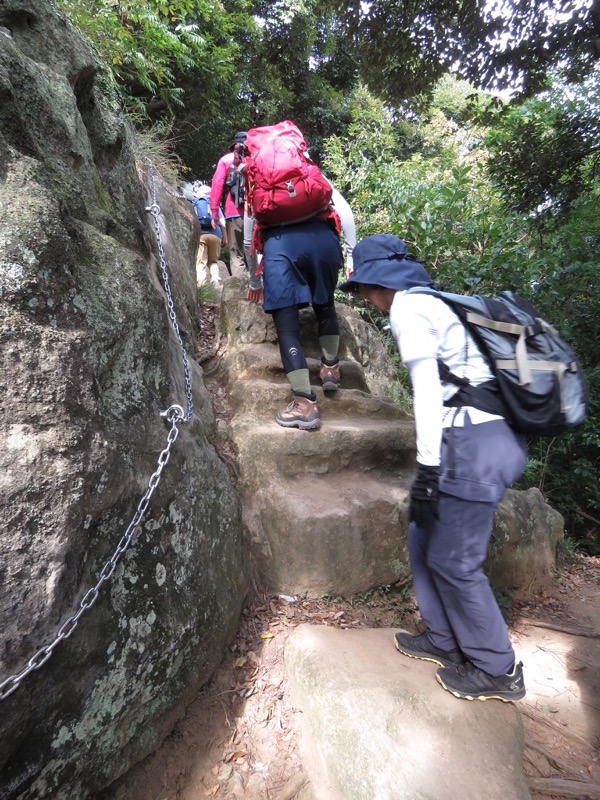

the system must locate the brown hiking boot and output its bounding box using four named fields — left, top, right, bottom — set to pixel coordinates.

left=319, top=360, right=341, bottom=391
left=275, top=395, right=320, bottom=430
